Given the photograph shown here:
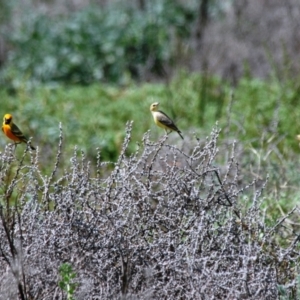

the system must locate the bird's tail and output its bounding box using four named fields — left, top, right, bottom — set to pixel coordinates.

left=177, top=131, right=184, bottom=140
